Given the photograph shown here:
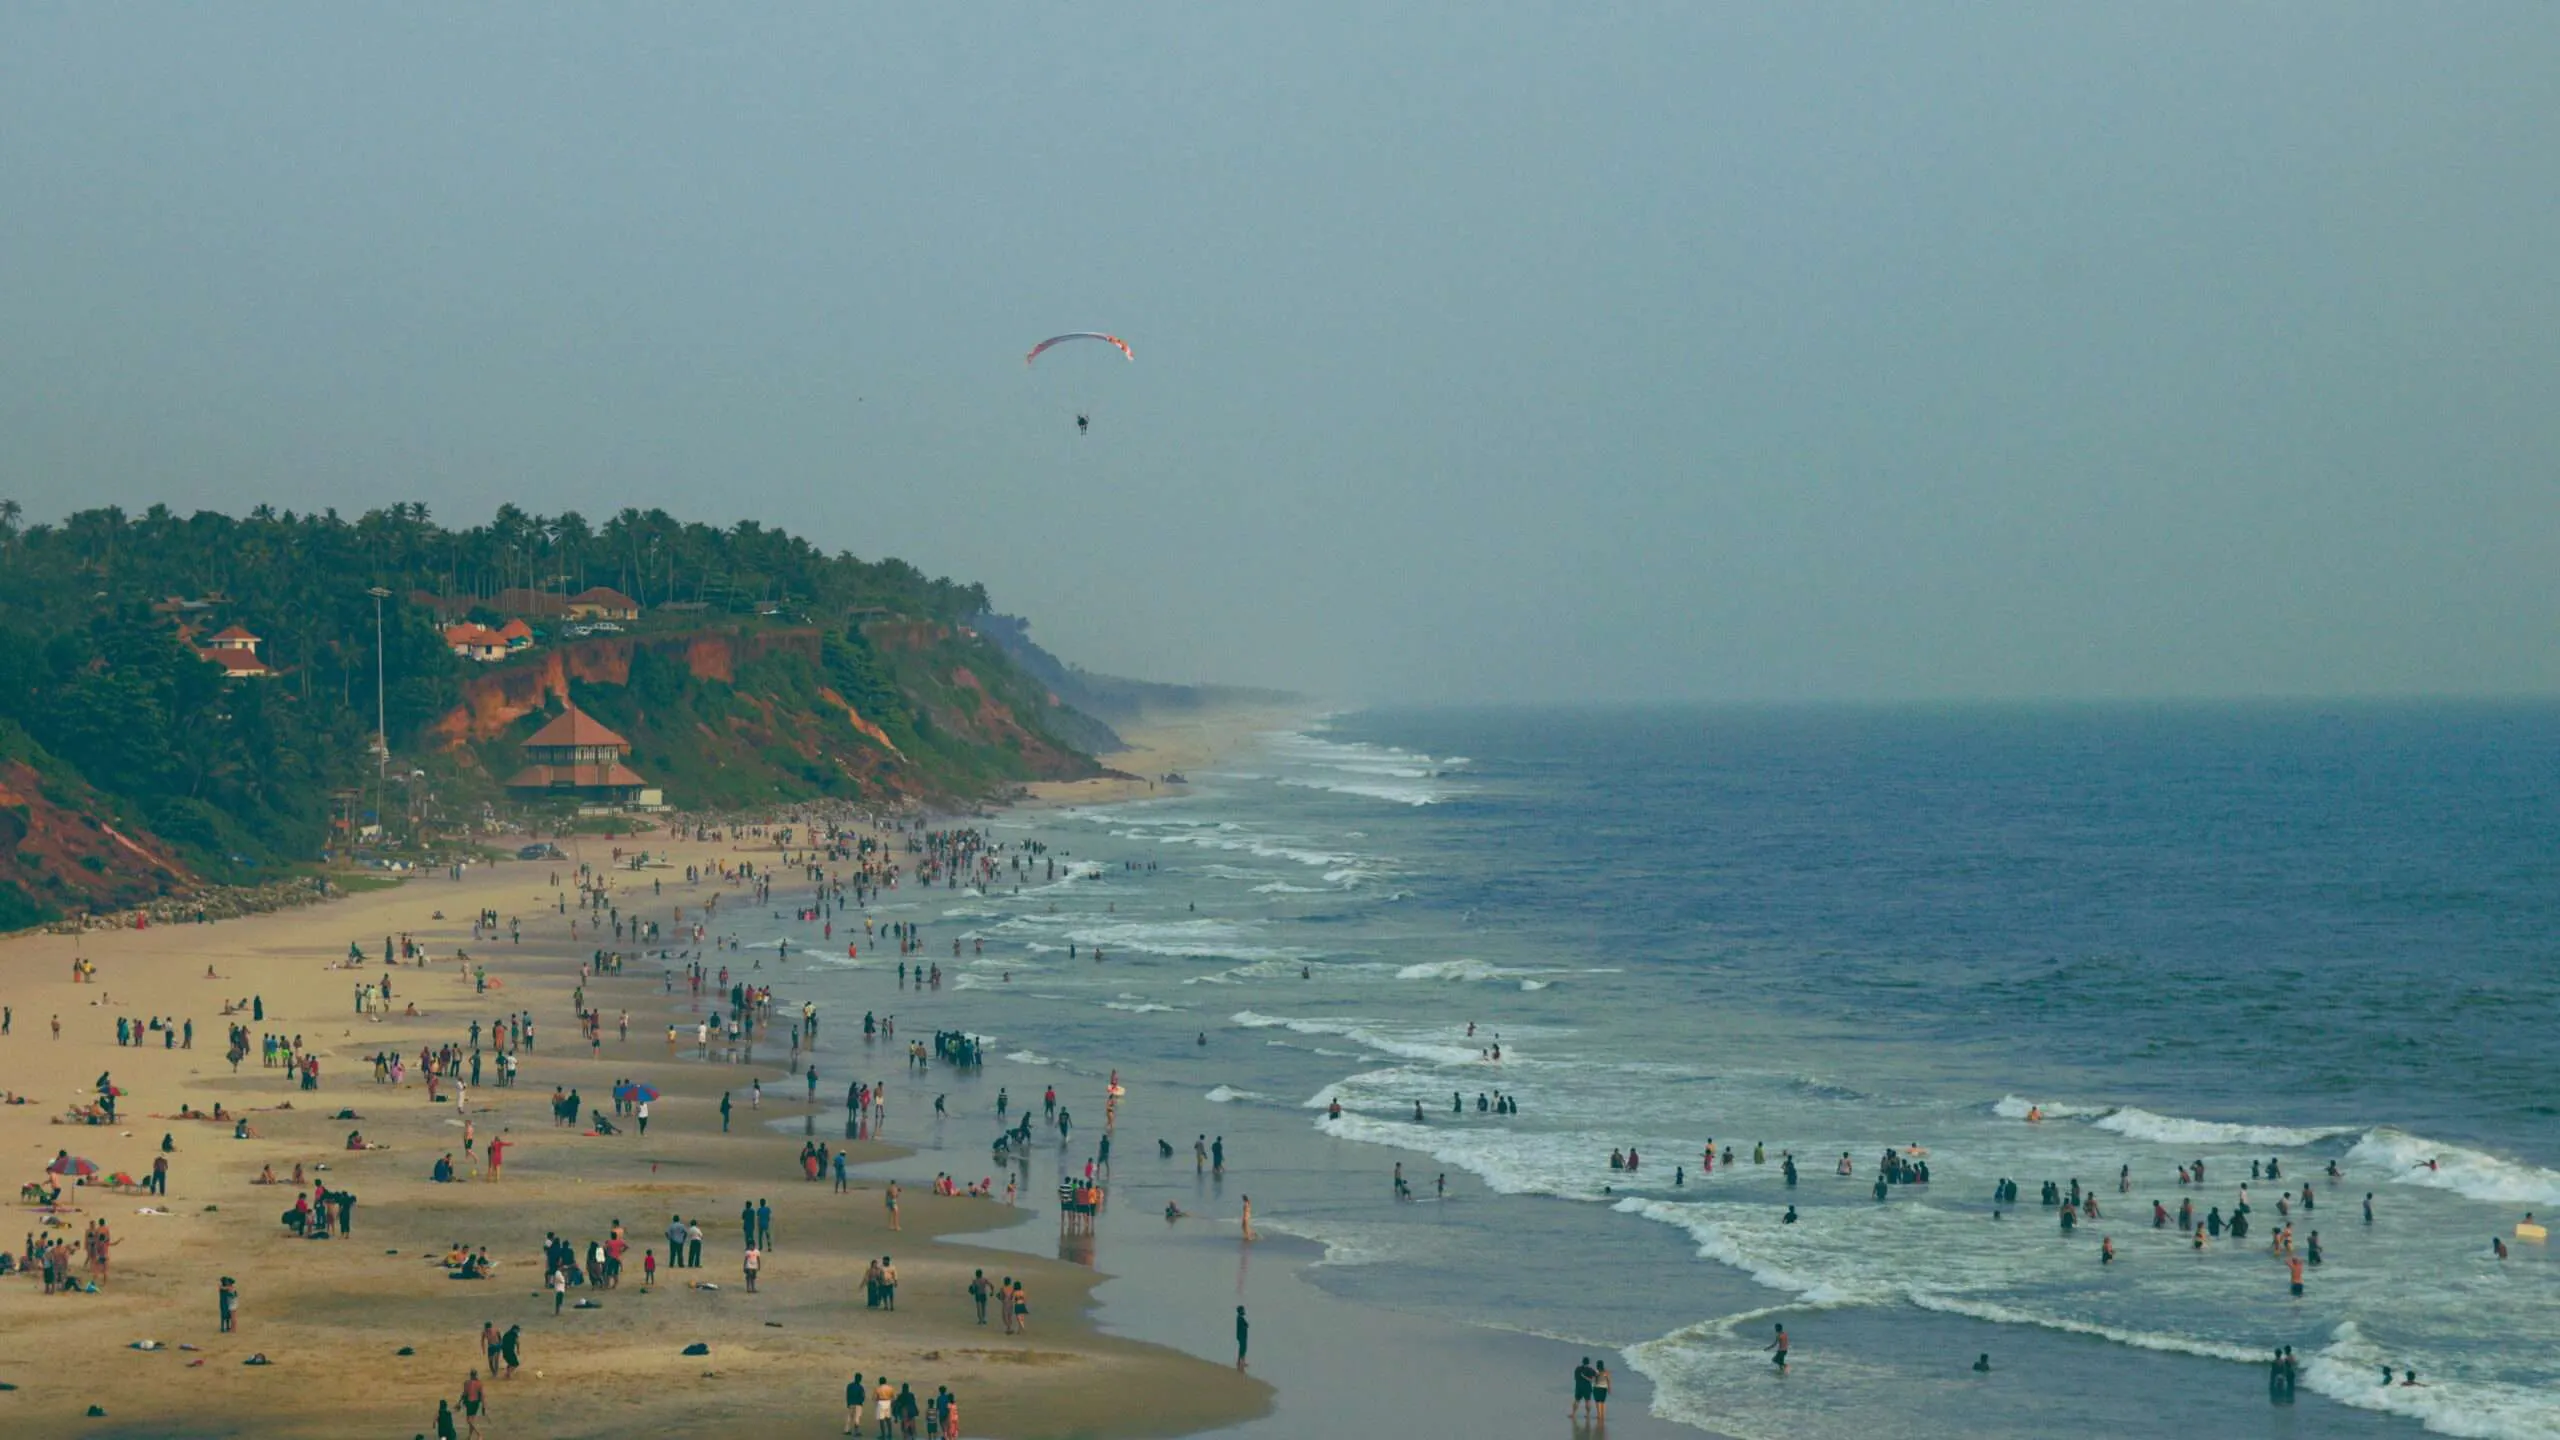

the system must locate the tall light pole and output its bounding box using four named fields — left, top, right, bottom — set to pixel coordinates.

left=369, top=586, right=392, bottom=844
